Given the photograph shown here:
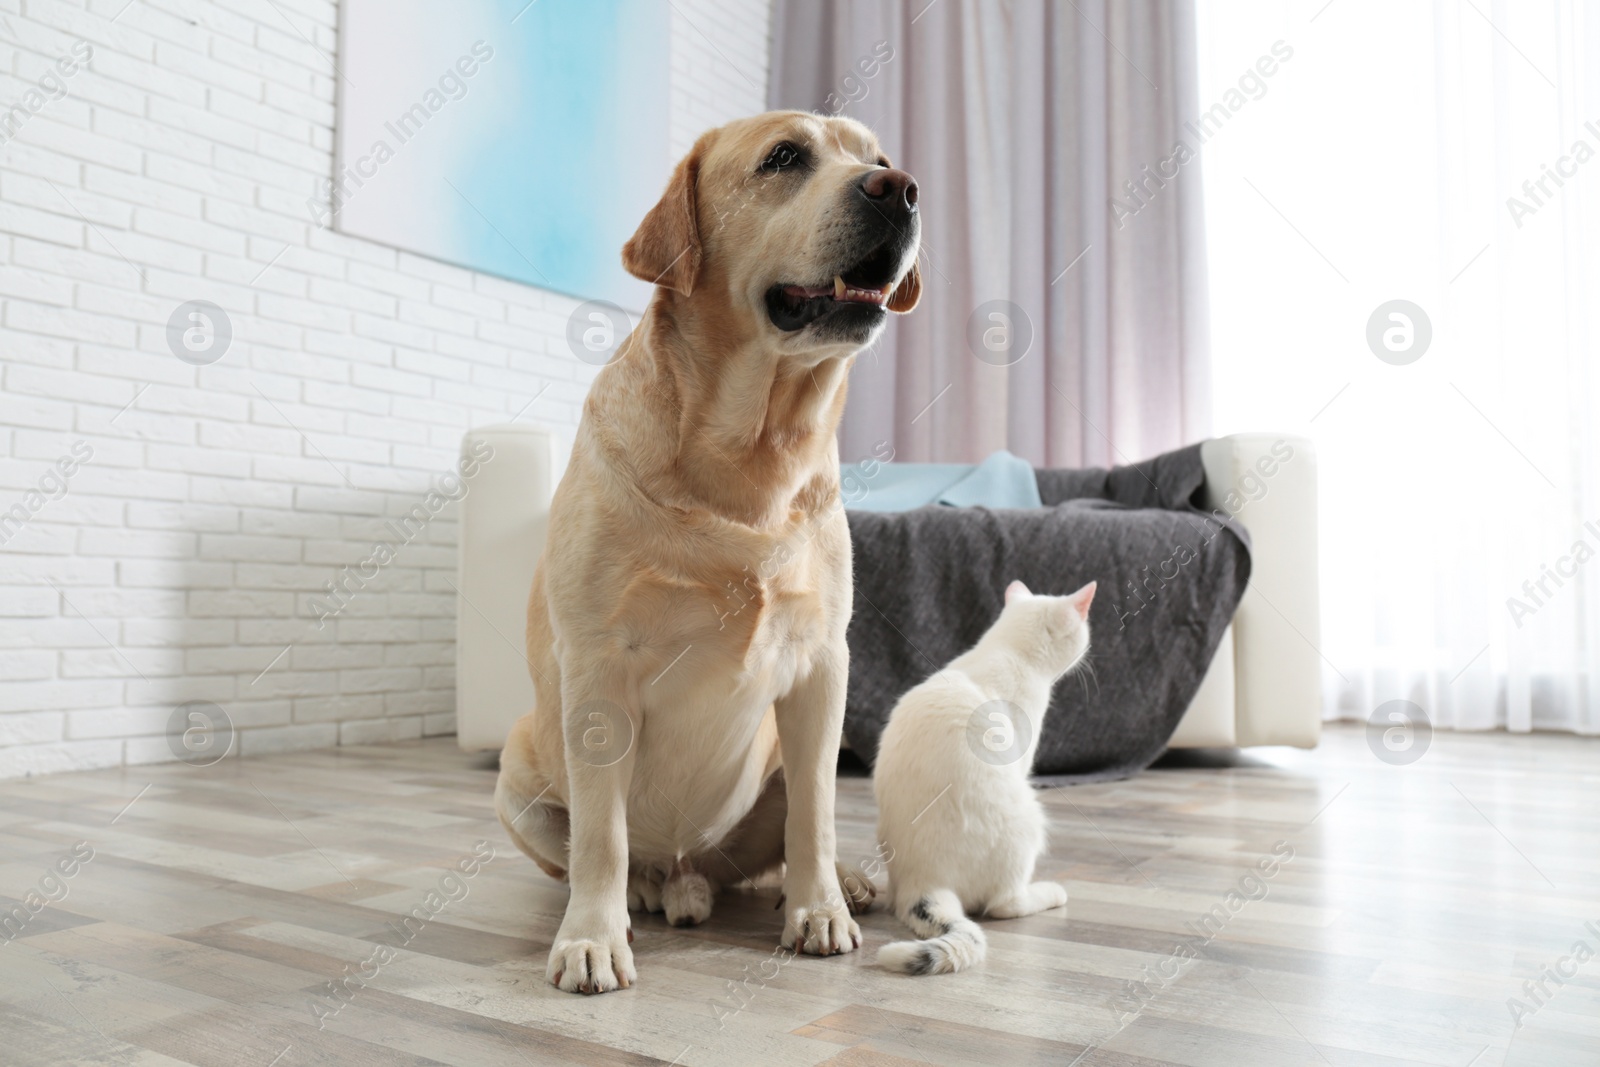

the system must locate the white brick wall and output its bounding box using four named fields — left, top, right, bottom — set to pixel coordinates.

left=0, top=0, right=771, bottom=778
